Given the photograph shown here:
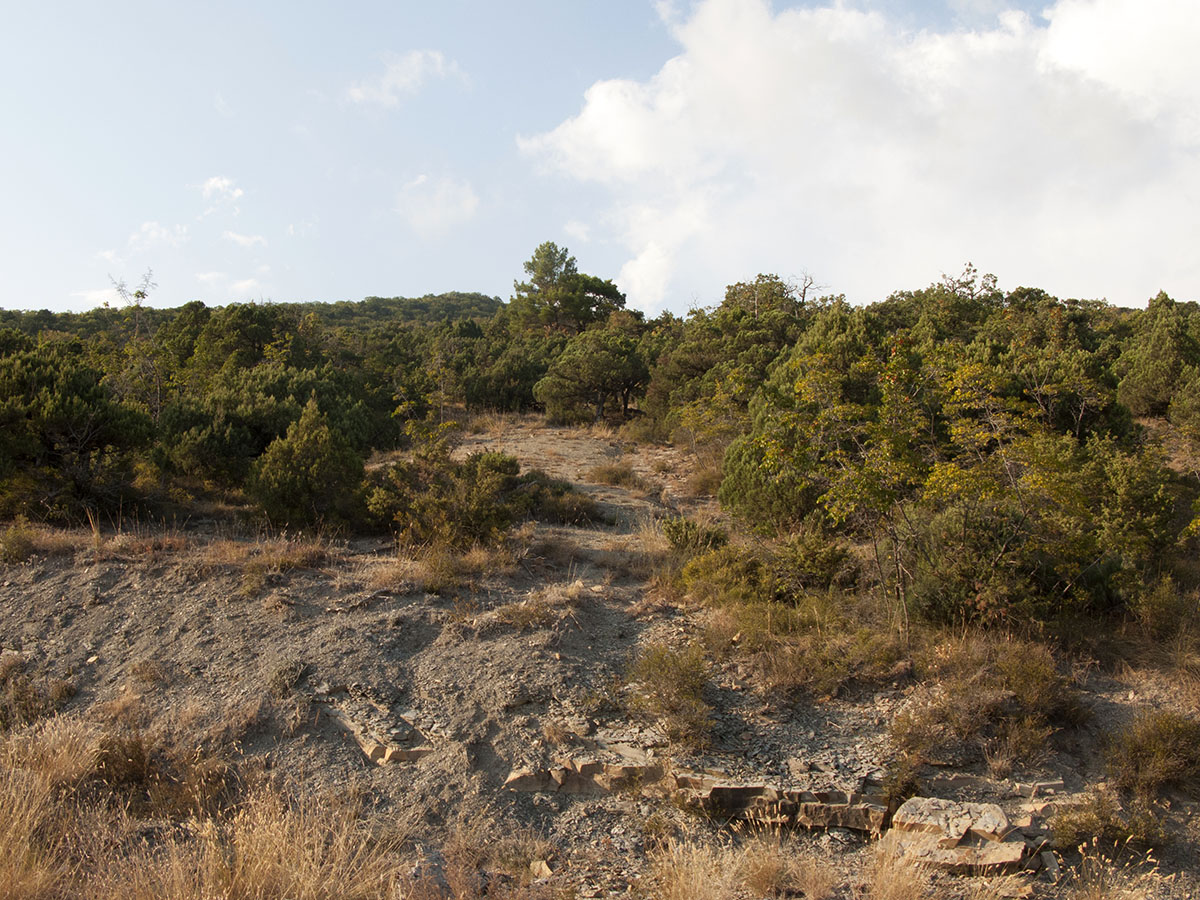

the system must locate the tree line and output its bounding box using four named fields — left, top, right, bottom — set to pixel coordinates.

left=2, top=245, right=1198, bottom=630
